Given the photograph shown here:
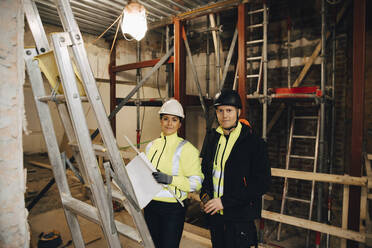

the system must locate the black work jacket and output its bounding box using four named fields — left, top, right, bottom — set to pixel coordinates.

left=200, top=123, right=271, bottom=221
